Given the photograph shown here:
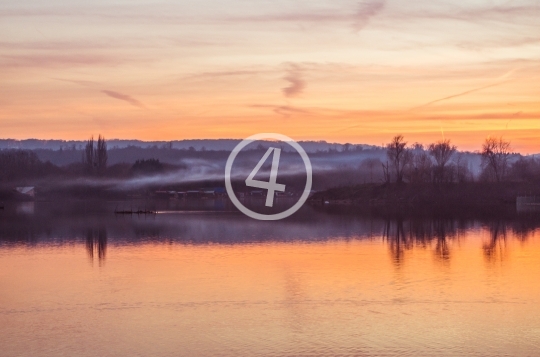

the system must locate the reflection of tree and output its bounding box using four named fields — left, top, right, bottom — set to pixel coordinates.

left=483, top=221, right=507, bottom=263
left=433, top=220, right=452, bottom=262
left=384, top=219, right=412, bottom=266
left=510, top=217, right=538, bottom=243
left=381, top=216, right=540, bottom=267
left=385, top=218, right=459, bottom=266
left=86, top=228, right=107, bottom=264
